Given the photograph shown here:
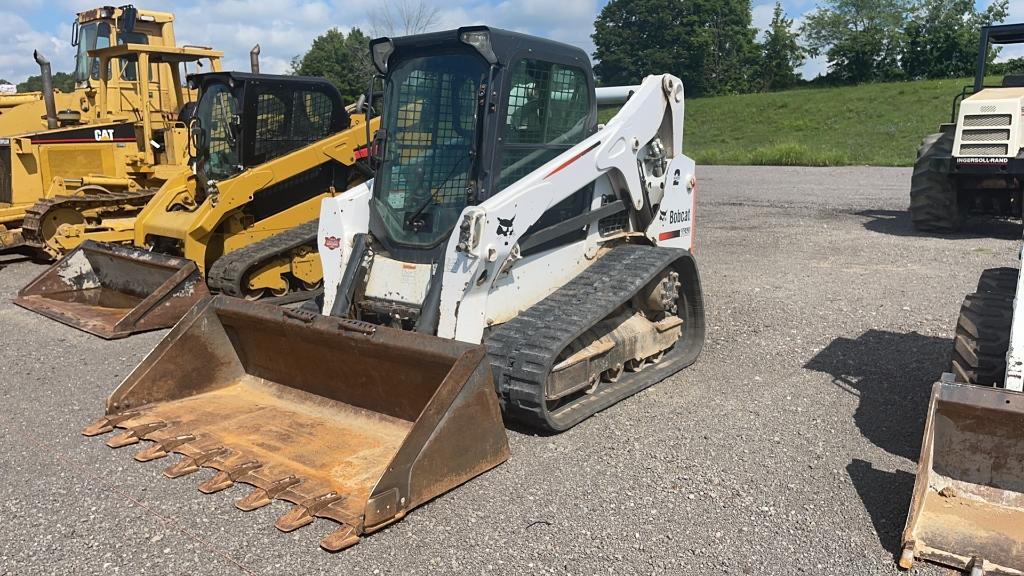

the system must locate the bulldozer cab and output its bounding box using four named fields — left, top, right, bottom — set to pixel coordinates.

left=72, top=6, right=178, bottom=90
left=366, top=26, right=596, bottom=257
left=188, top=72, right=348, bottom=193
